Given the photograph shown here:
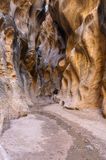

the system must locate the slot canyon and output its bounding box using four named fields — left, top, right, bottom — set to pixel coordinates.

left=0, top=0, right=106, bottom=160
